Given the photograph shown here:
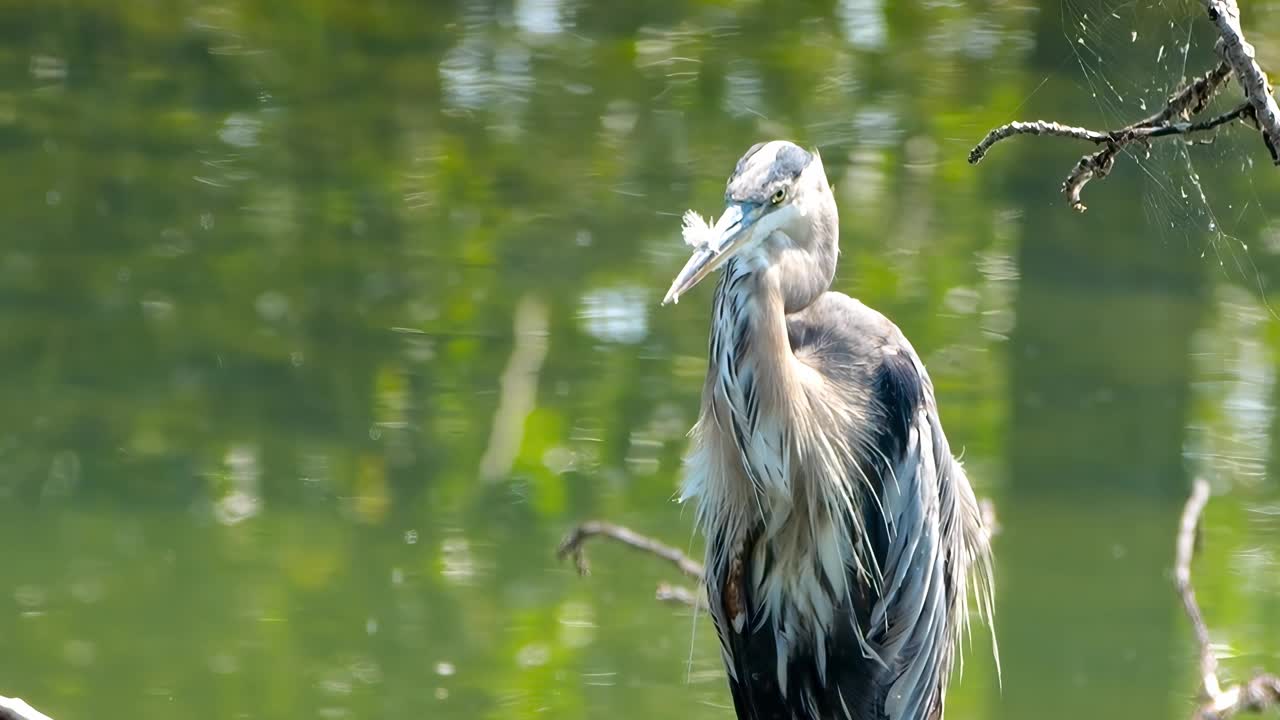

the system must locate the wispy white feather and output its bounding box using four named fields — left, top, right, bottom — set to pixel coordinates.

left=681, top=209, right=715, bottom=249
